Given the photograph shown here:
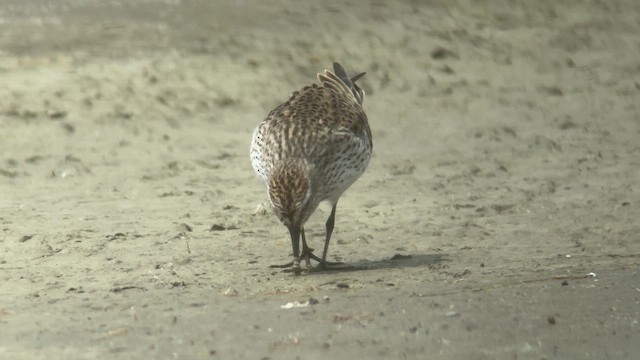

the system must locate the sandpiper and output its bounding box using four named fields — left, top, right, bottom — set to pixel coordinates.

left=250, top=62, right=372, bottom=275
